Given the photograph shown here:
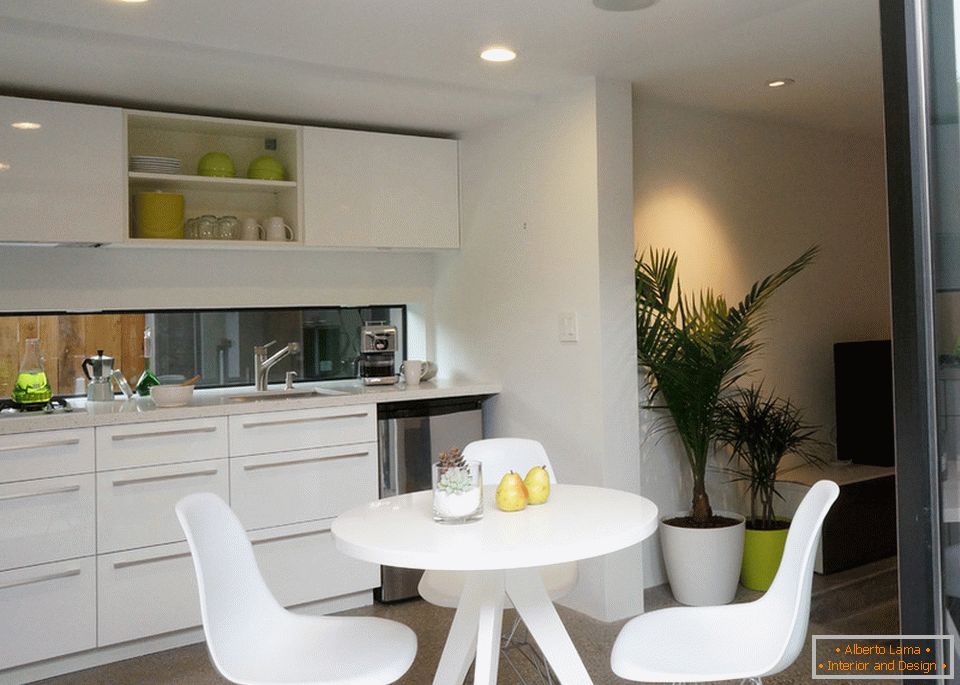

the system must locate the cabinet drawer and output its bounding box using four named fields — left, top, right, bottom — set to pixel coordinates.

left=251, top=520, right=379, bottom=607
left=97, top=458, right=228, bottom=553
left=98, top=542, right=199, bottom=646
left=231, top=443, right=377, bottom=530
left=229, top=404, right=376, bottom=457
left=0, top=474, right=95, bottom=571
left=96, top=417, right=228, bottom=470
left=0, top=557, right=96, bottom=669
left=0, top=428, right=94, bottom=483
